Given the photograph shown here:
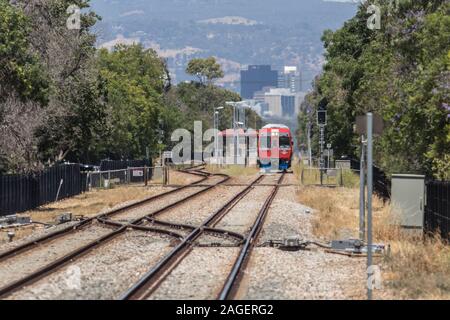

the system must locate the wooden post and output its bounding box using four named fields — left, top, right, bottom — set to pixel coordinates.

left=144, top=166, right=148, bottom=186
